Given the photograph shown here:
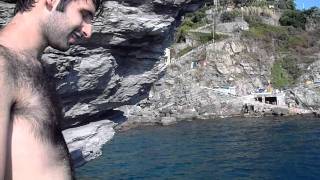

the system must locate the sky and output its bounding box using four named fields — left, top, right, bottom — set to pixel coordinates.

left=295, top=0, right=320, bottom=10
